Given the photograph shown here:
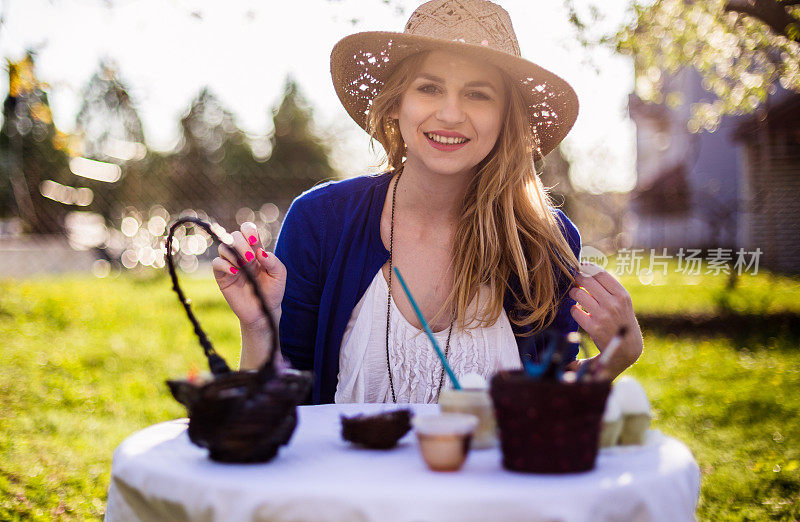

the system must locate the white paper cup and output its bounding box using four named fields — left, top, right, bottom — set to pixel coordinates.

left=412, top=413, right=478, bottom=471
